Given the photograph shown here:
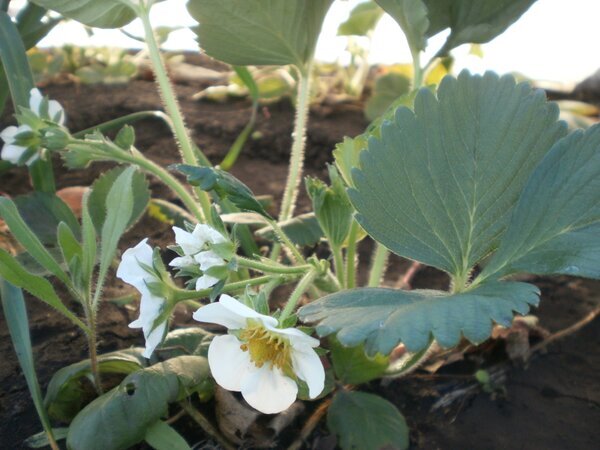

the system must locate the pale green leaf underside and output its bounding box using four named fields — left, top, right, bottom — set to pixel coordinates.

left=299, top=281, right=539, bottom=356
left=349, top=71, right=566, bottom=277
left=30, top=0, right=137, bottom=28
left=188, top=0, right=333, bottom=68
left=481, top=125, right=600, bottom=280
left=327, top=391, right=409, bottom=450
left=338, top=1, right=384, bottom=37
left=376, top=0, right=429, bottom=54
left=423, top=0, right=537, bottom=54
